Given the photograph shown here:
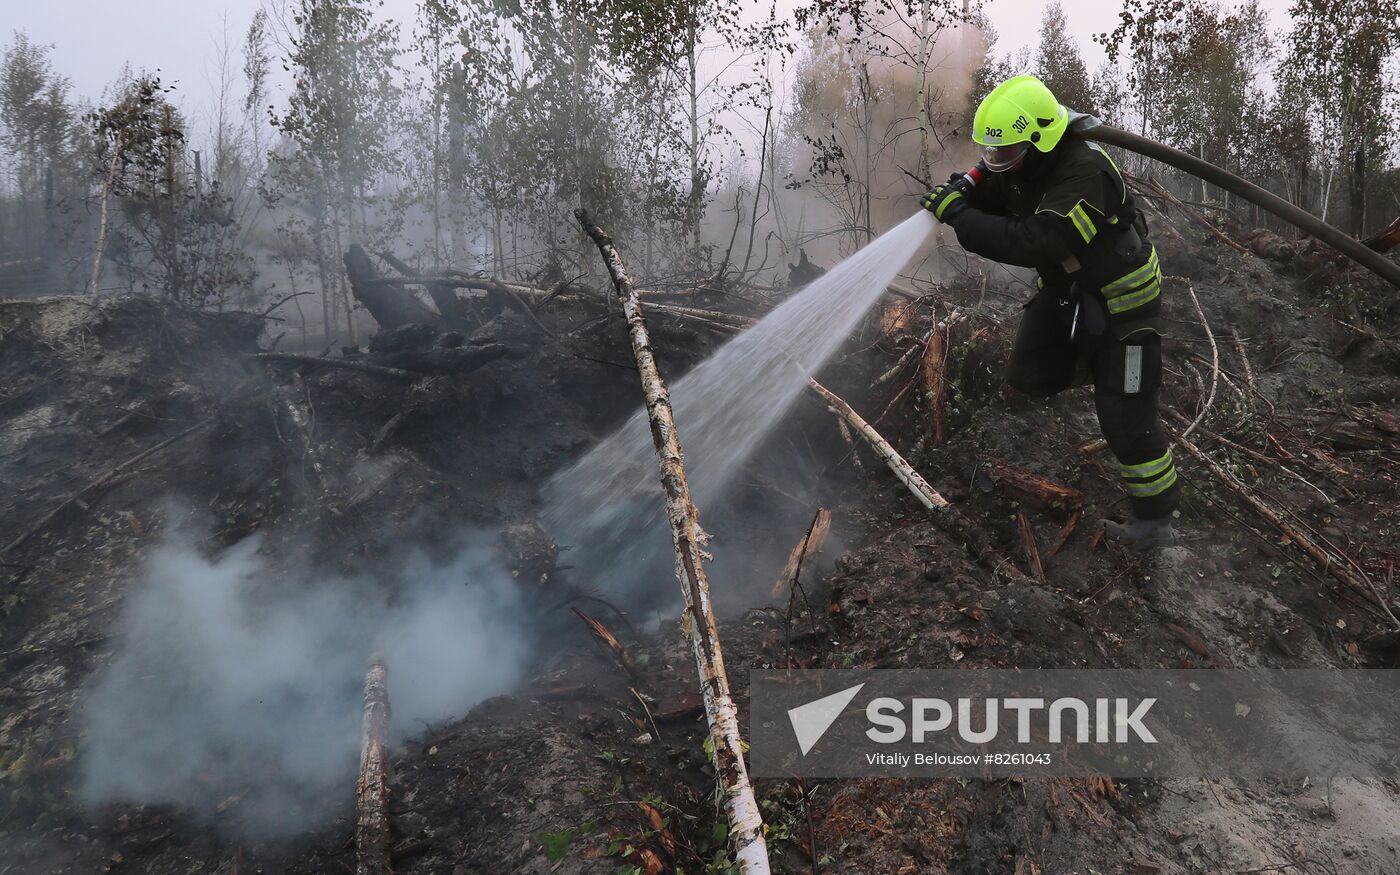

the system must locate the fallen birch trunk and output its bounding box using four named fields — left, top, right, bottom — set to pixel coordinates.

left=357, top=654, right=392, bottom=875
left=810, top=380, right=948, bottom=510
left=808, top=380, right=1027, bottom=581
left=376, top=274, right=756, bottom=333
left=575, top=209, right=770, bottom=875
left=875, top=327, right=932, bottom=386
left=646, top=301, right=758, bottom=330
